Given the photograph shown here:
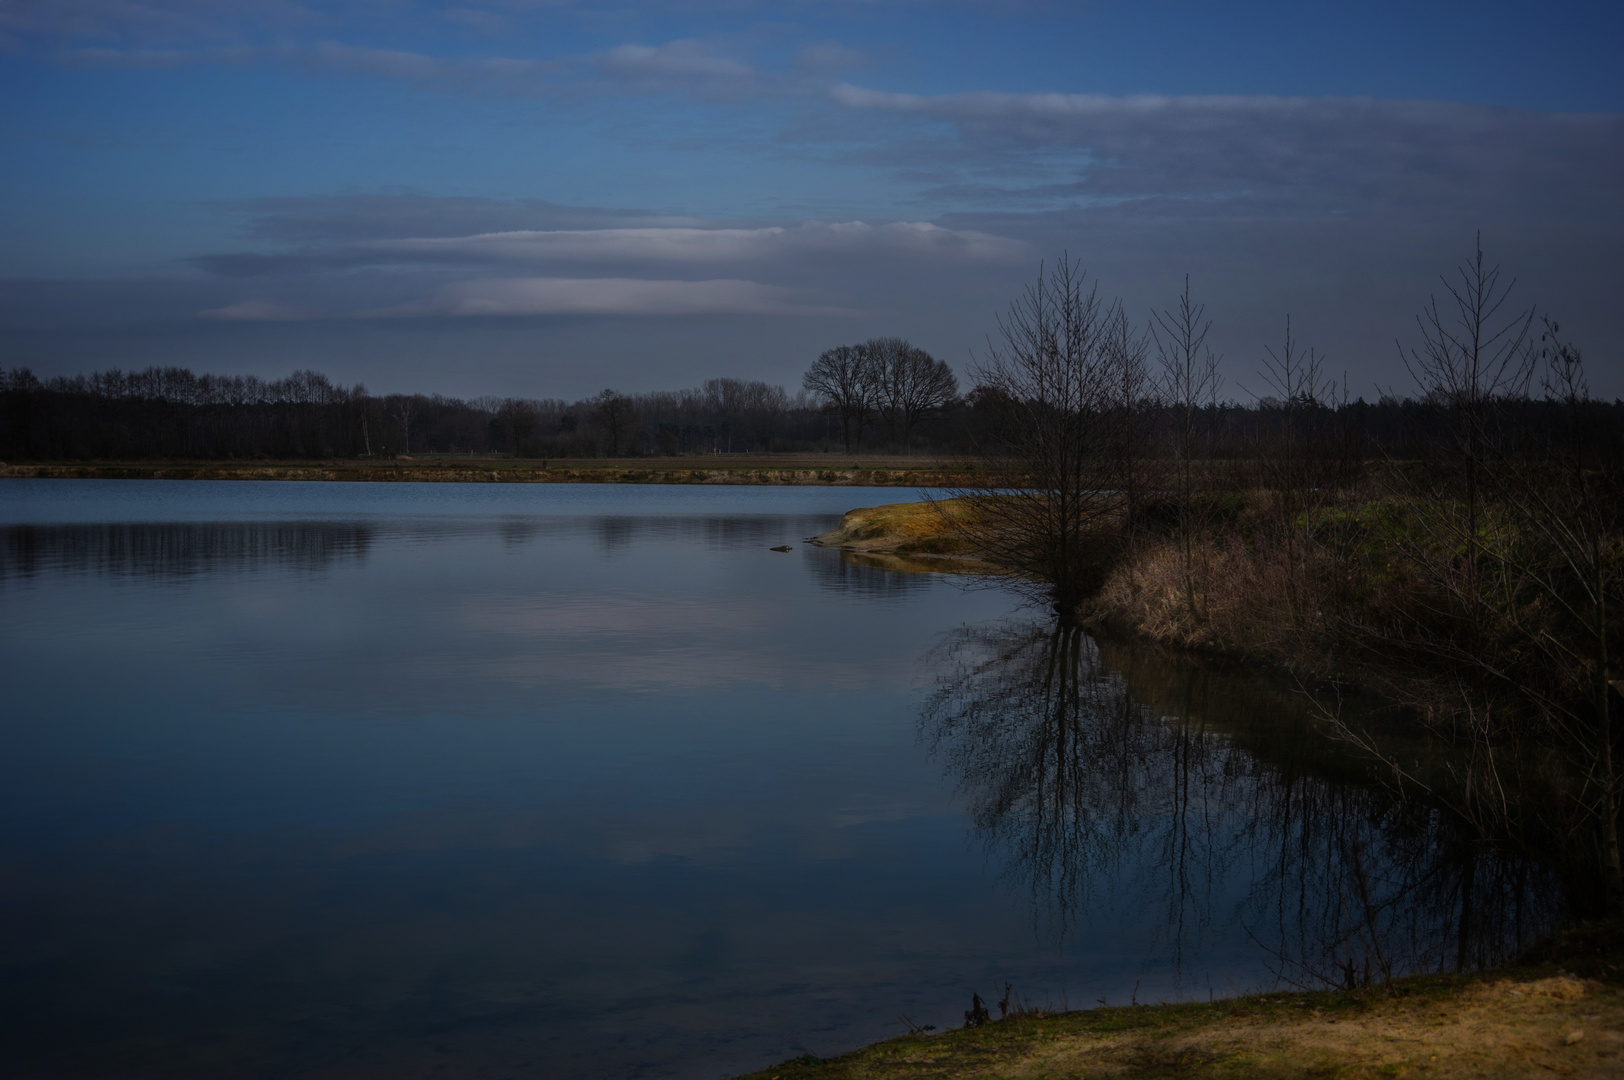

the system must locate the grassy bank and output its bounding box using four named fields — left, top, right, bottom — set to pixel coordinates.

left=809, top=499, right=980, bottom=555
left=799, top=495, right=1623, bottom=1076
left=807, top=498, right=1009, bottom=574
left=0, top=454, right=985, bottom=487
left=736, top=925, right=1624, bottom=1080
left=815, top=486, right=1612, bottom=696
